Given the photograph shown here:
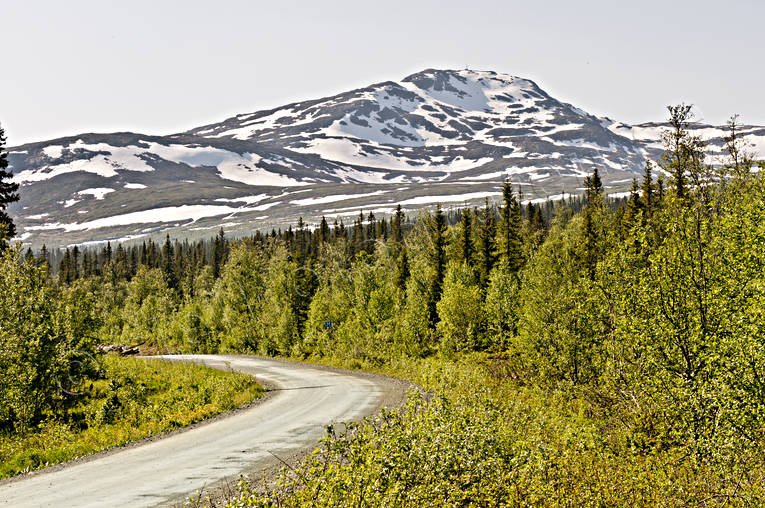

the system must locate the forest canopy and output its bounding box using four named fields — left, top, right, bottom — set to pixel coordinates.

left=2, top=107, right=765, bottom=502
